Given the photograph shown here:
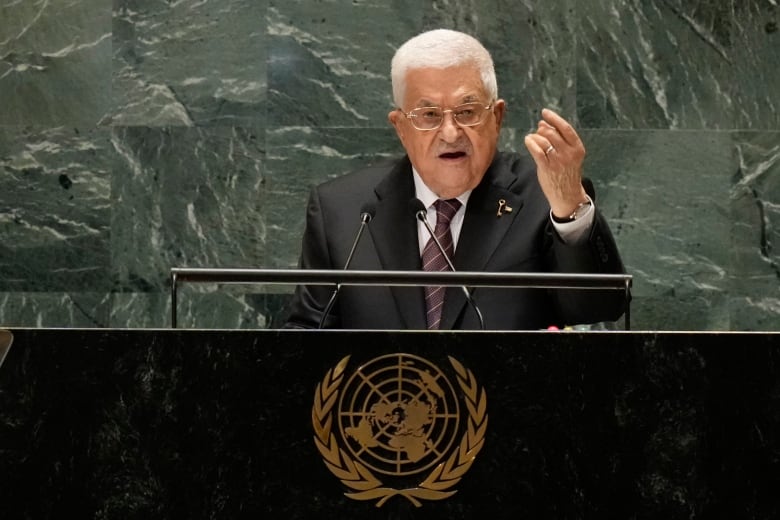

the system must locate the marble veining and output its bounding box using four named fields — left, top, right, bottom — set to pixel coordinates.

left=0, top=0, right=778, bottom=329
